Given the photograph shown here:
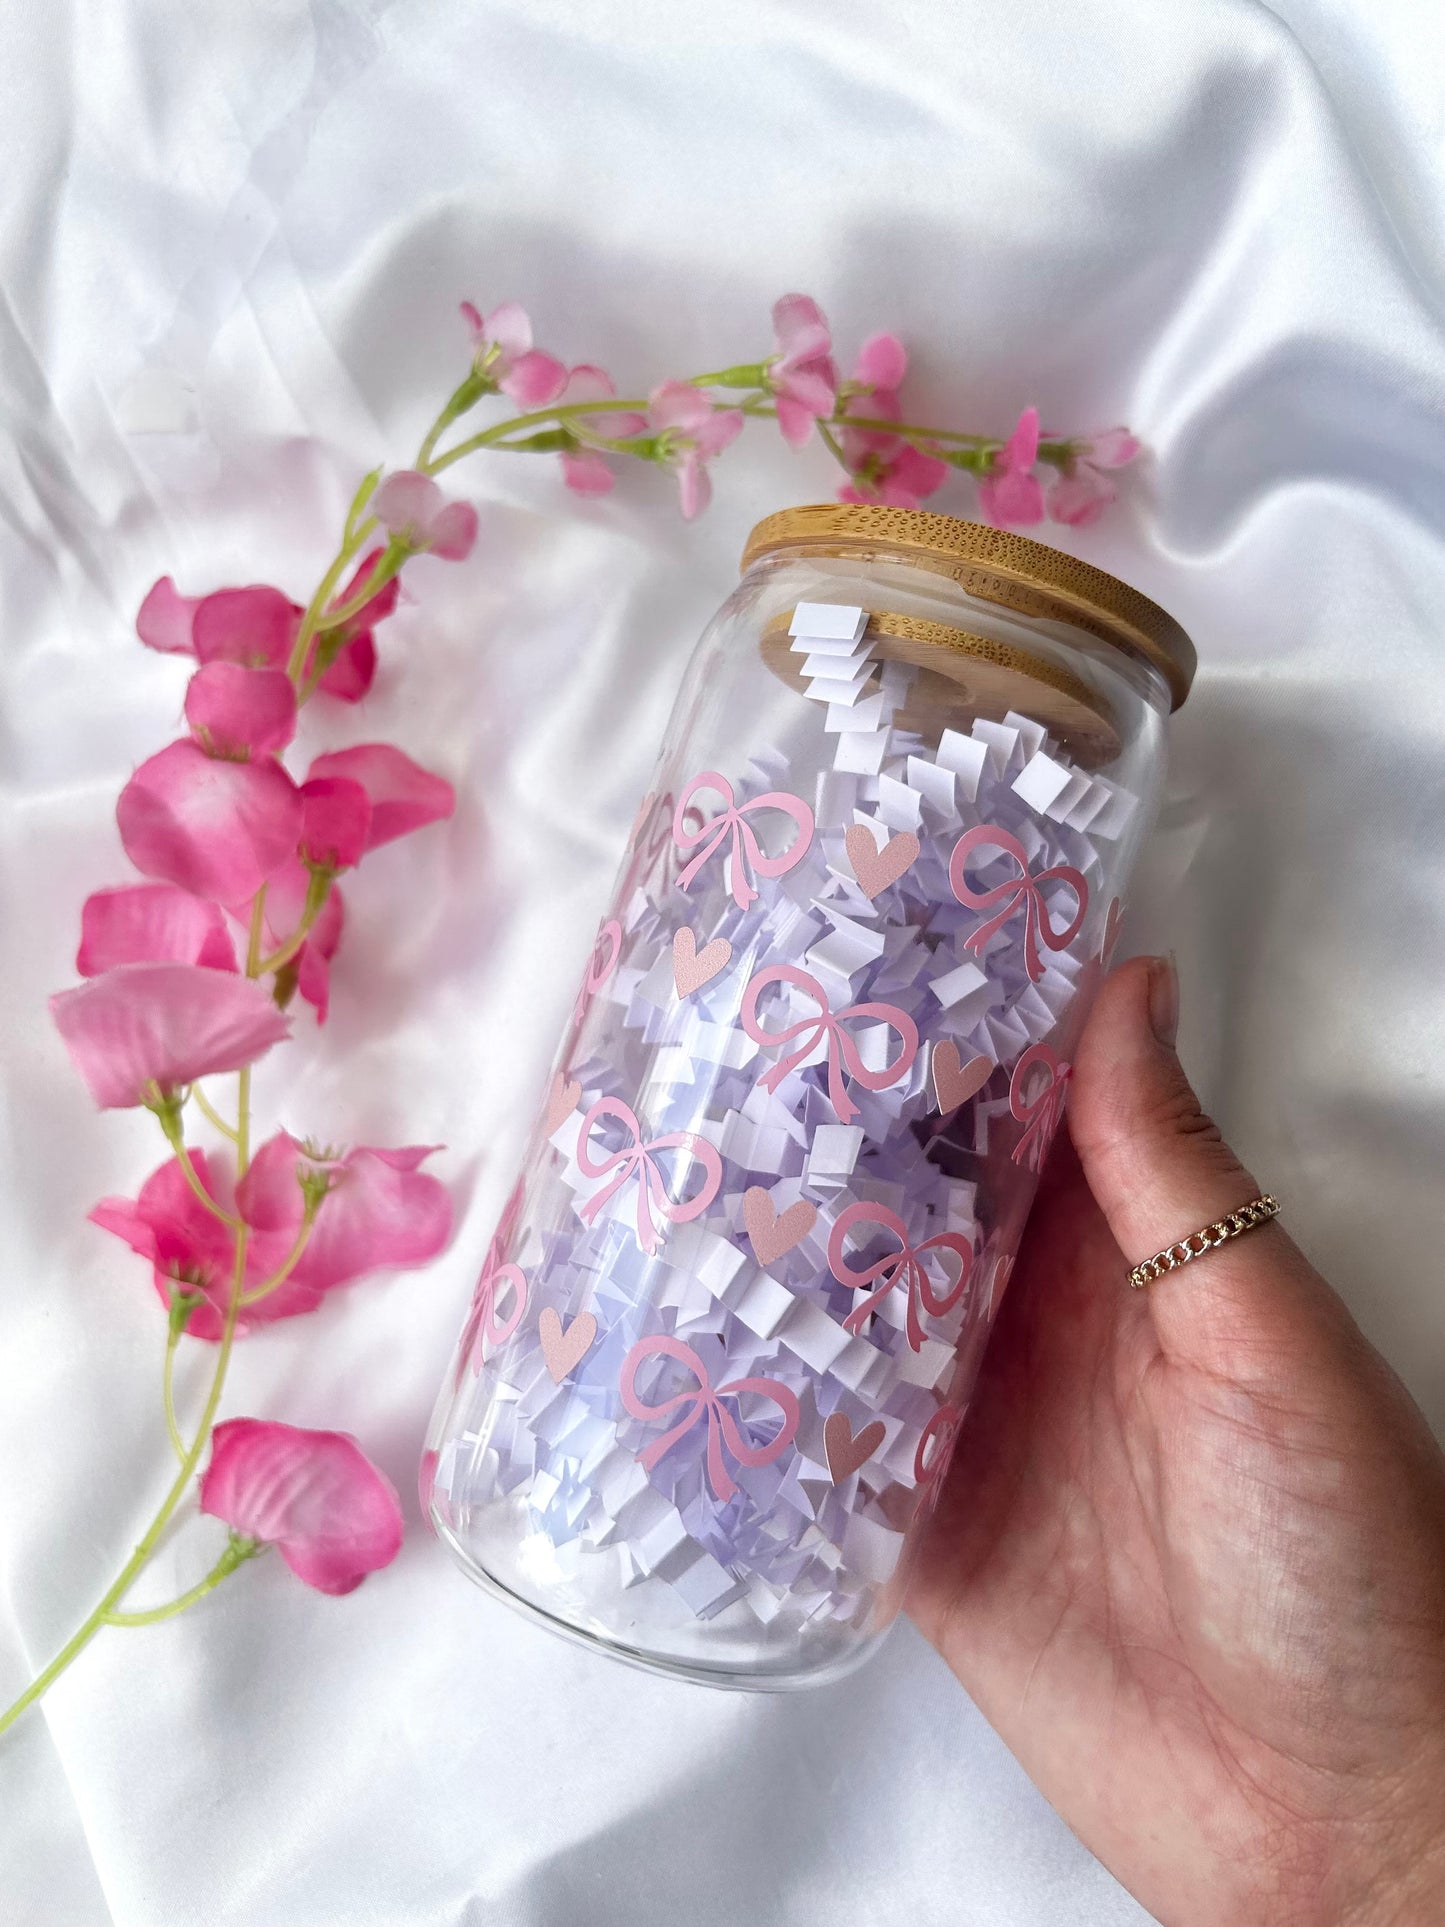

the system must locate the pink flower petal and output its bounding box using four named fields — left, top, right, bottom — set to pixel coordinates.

left=777, top=364, right=836, bottom=419
left=298, top=776, right=372, bottom=871
left=500, top=350, right=568, bottom=407
left=562, top=363, right=616, bottom=407
left=561, top=449, right=616, bottom=496
left=774, top=395, right=818, bottom=449
left=426, top=501, right=479, bottom=562
left=676, top=452, right=711, bottom=520
left=78, top=884, right=238, bottom=976
left=1001, top=405, right=1041, bottom=470
left=305, top=743, right=454, bottom=851
left=52, top=963, right=289, bottom=1109
left=118, top=740, right=304, bottom=903
left=1082, top=426, right=1140, bottom=469
left=294, top=887, right=344, bottom=1024
left=316, top=632, right=377, bottom=702
left=692, top=407, right=744, bottom=458
left=185, top=662, right=297, bottom=759
left=91, top=1147, right=239, bottom=1333
left=460, top=300, right=484, bottom=342
left=191, top=586, right=302, bottom=671
left=482, top=301, right=533, bottom=358
left=331, top=550, right=401, bottom=632
left=889, top=445, right=949, bottom=499
left=237, top=1133, right=452, bottom=1295
left=852, top=332, right=908, bottom=393
left=771, top=293, right=831, bottom=364
left=136, top=578, right=202, bottom=656
left=1048, top=466, right=1116, bottom=527
left=647, top=379, right=712, bottom=437
left=372, top=469, right=443, bottom=537
left=199, top=1419, right=403, bottom=1595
